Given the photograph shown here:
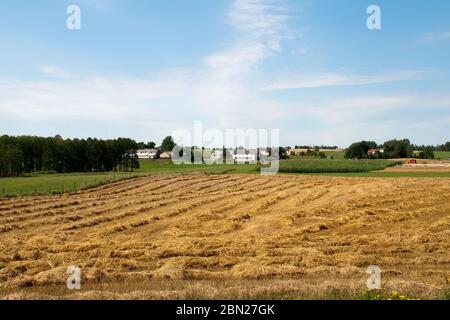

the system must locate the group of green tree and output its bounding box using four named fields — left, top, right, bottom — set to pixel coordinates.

left=136, top=136, right=176, bottom=153
left=174, top=146, right=289, bottom=161
left=293, top=145, right=339, bottom=150
left=345, top=139, right=450, bottom=160
left=136, top=141, right=156, bottom=149
left=0, top=135, right=140, bottom=177
left=412, top=142, right=450, bottom=152
left=293, top=146, right=328, bottom=159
